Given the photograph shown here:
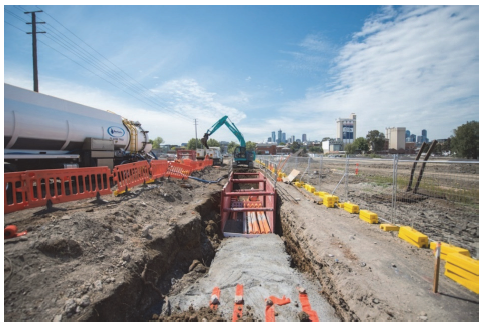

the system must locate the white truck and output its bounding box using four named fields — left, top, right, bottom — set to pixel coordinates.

left=4, top=83, right=155, bottom=171
left=195, top=147, right=222, bottom=165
